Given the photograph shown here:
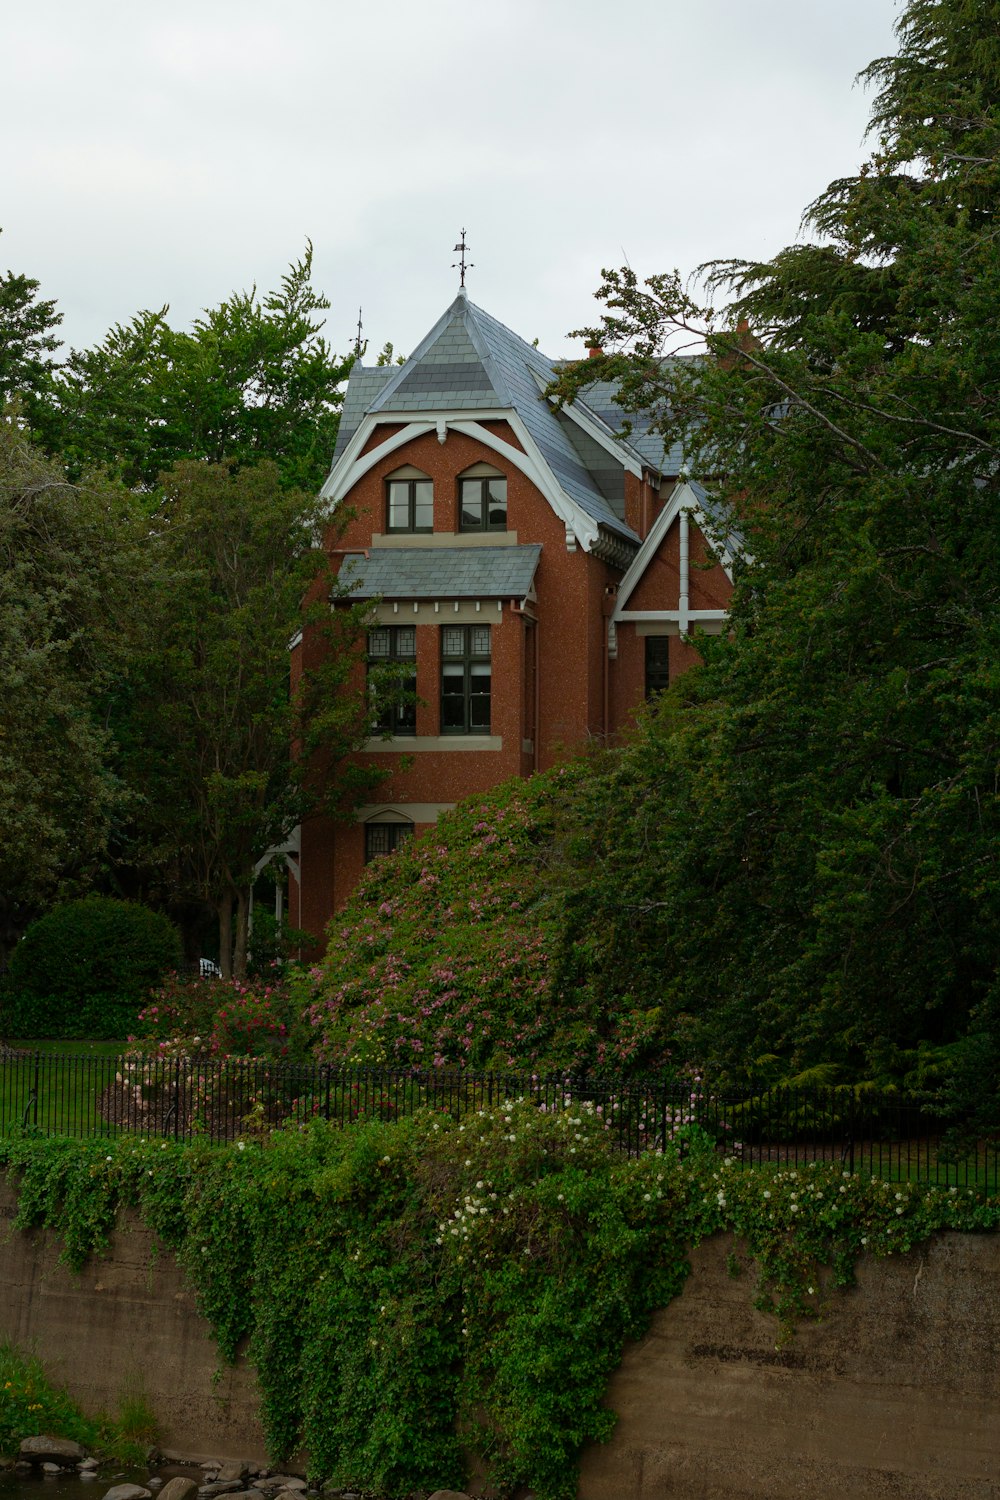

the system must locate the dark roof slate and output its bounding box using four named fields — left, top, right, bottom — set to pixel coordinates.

left=338, top=545, right=543, bottom=600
